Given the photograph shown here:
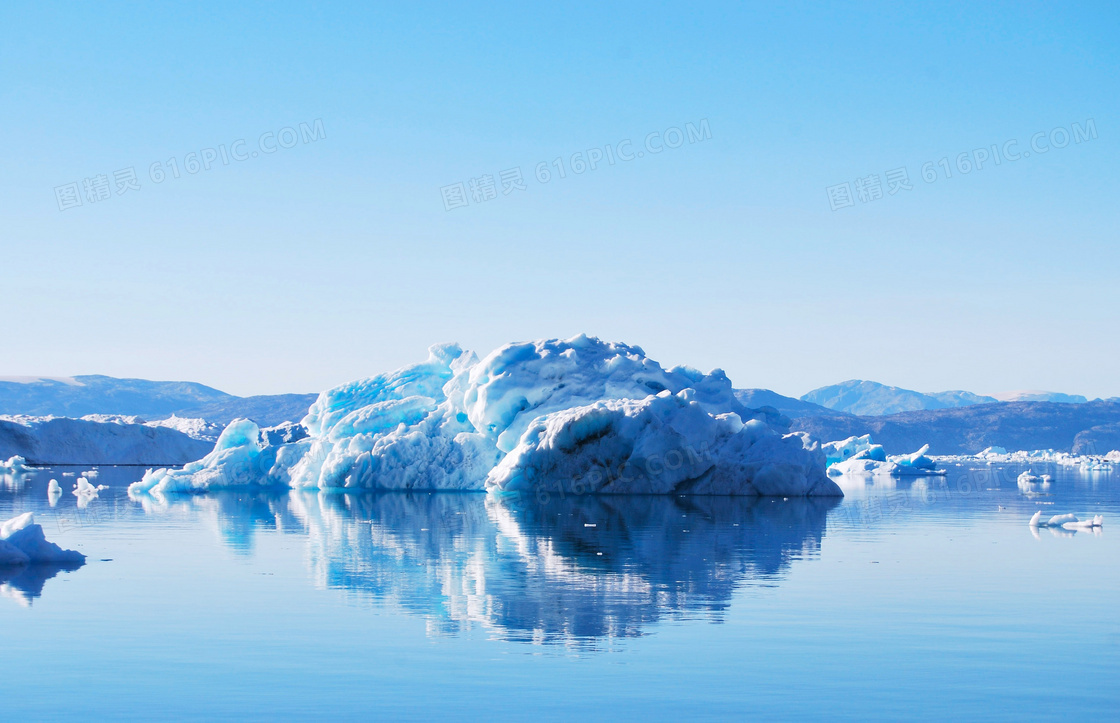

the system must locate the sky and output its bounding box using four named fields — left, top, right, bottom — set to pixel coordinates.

left=1, top=2, right=1117, bottom=398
